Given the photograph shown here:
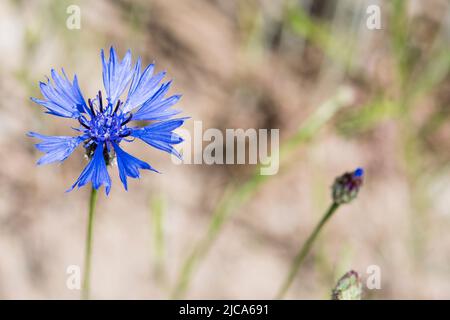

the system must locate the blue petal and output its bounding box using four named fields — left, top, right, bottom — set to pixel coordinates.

left=101, top=47, right=133, bottom=105
left=131, top=81, right=182, bottom=121
left=28, top=132, right=86, bottom=165
left=131, top=118, right=186, bottom=159
left=69, top=143, right=112, bottom=195
left=127, top=57, right=143, bottom=95
left=354, top=168, right=364, bottom=177
left=122, top=61, right=167, bottom=113
left=112, top=143, right=158, bottom=191
left=31, top=69, right=88, bottom=118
